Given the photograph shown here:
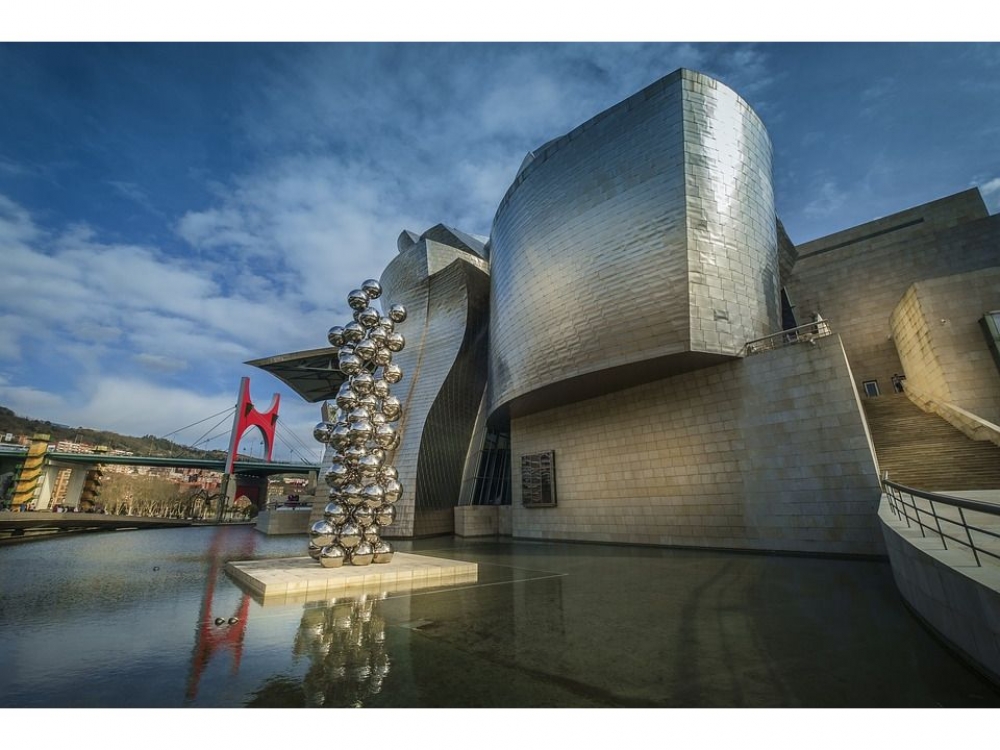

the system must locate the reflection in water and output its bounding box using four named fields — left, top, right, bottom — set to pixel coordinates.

left=293, top=593, right=390, bottom=707
left=185, top=527, right=255, bottom=703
